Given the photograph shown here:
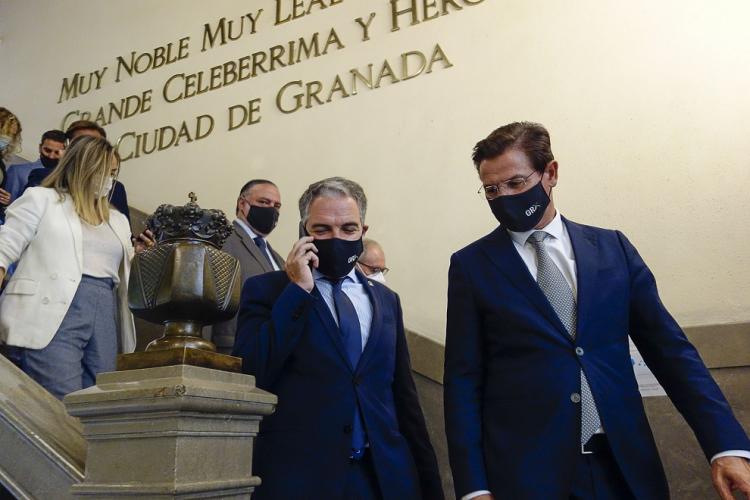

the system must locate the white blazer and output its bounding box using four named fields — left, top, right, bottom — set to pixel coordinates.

left=0, top=187, right=136, bottom=352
